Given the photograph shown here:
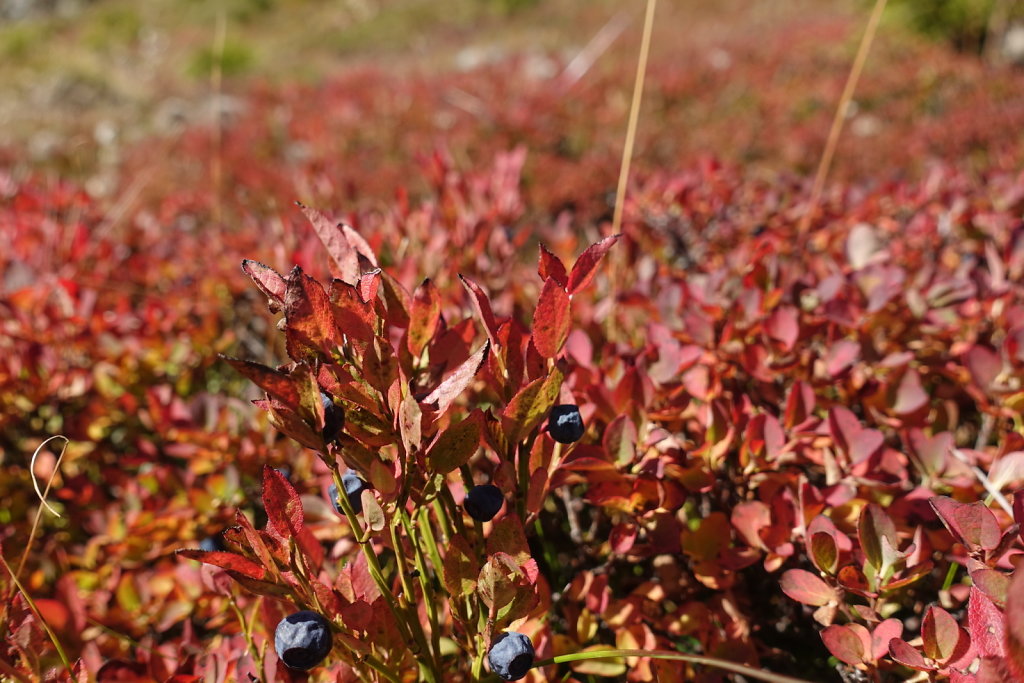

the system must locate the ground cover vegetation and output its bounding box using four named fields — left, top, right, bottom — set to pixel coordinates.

left=3, top=0, right=1024, bottom=681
